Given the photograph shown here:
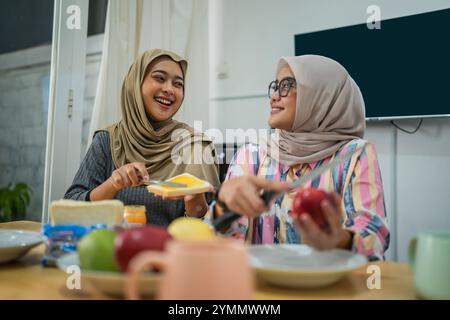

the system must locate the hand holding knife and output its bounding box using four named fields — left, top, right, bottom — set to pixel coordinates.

left=212, top=145, right=364, bottom=231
